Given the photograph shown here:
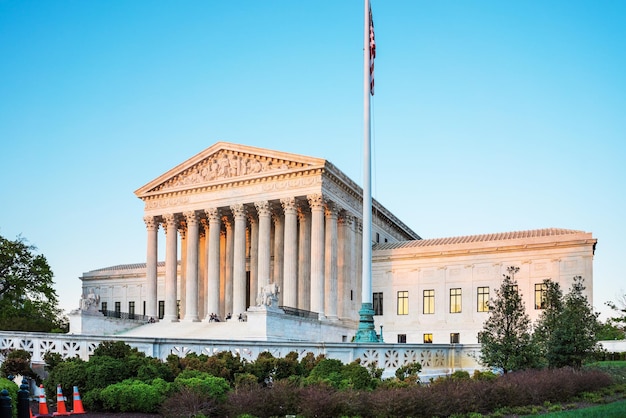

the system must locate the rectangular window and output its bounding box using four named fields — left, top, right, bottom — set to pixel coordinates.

left=158, top=301, right=165, bottom=320
left=143, top=301, right=146, bottom=316
left=423, top=289, right=435, bottom=314
left=101, top=301, right=107, bottom=314
left=423, top=333, right=433, bottom=344
left=450, top=288, right=462, bottom=313
left=477, top=287, right=489, bottom=312
left=450, top=333, right=460, bottom=344
left=114, top=301, right=121, bottom=318
left=397, top=291, right=409, bottom=315
left=535, top=283, right=548, bottom=309
left=397, top=334, right=407, bottom=343
left=128, top=301, right=135, bottom=319
left=373, top=292, right=383, bottom=316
